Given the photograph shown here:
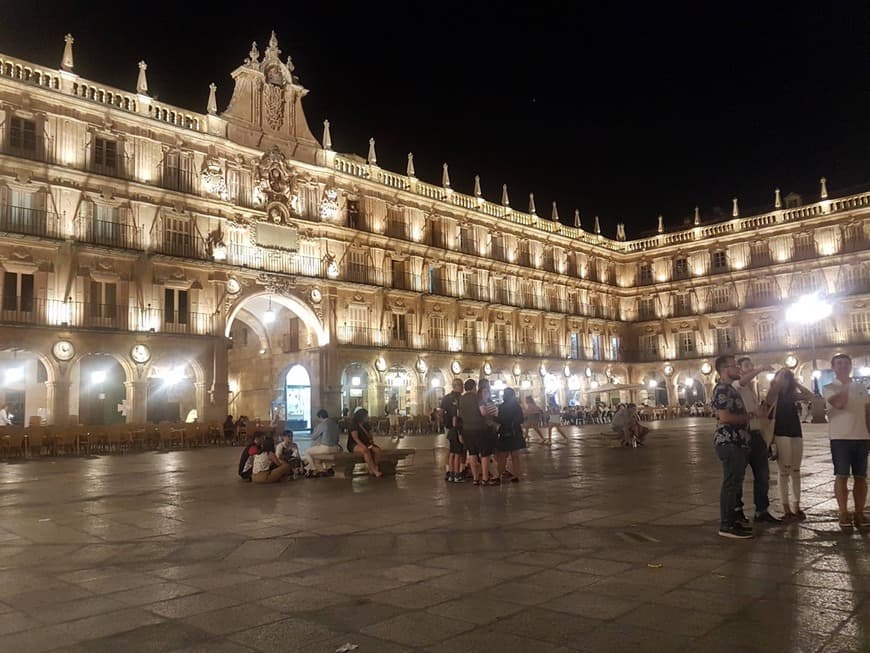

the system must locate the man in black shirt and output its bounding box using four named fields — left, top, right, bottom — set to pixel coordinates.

left=441, top=378, right=465, bottom=482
